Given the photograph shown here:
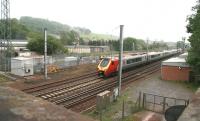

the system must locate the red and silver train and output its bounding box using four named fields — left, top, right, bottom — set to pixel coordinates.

left=97, top=49, right=180, bottom=77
